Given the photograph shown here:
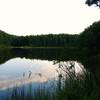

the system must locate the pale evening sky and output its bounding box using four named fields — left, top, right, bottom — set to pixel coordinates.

left=0, top=0, right=100, bottom=36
